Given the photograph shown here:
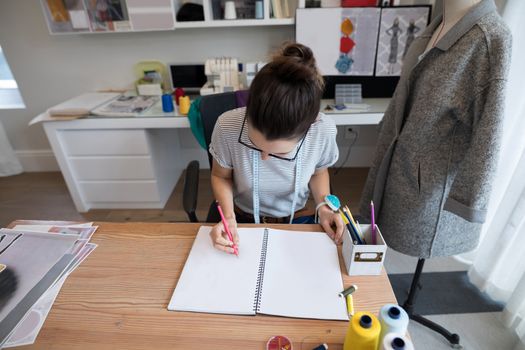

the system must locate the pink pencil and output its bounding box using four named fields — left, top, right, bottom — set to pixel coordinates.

left=216, top=201, right=239, bottom=256
left=371, top=201, right=376, bottom=245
